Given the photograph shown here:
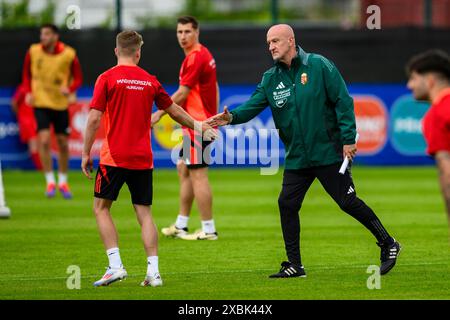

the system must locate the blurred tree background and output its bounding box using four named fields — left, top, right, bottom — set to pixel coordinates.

left=0, top=0, right=55, bottom=28
left=0, top=0, right=360, bottom=30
